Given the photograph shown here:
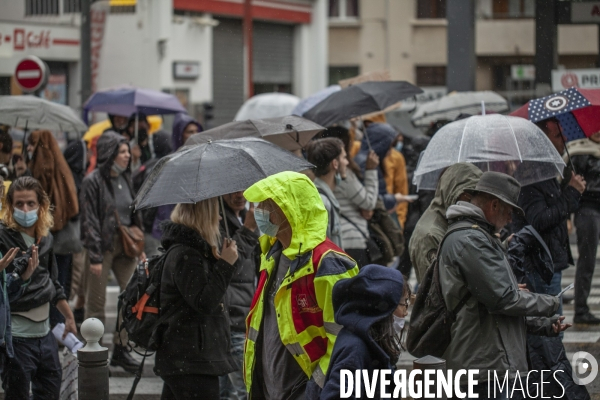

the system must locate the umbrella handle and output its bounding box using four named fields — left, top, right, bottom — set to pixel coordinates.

left=219, top=196, right=231, bottom=239
left=360, top=117, right=372, bottom=151
left=562, top=135, right=576, bottom=175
